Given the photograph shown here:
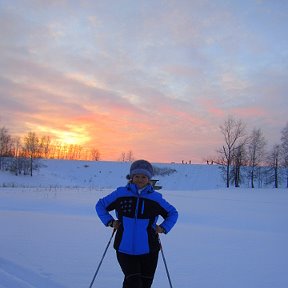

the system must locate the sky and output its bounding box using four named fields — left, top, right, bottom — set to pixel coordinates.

left=0, top=0, right=288, bottom=163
